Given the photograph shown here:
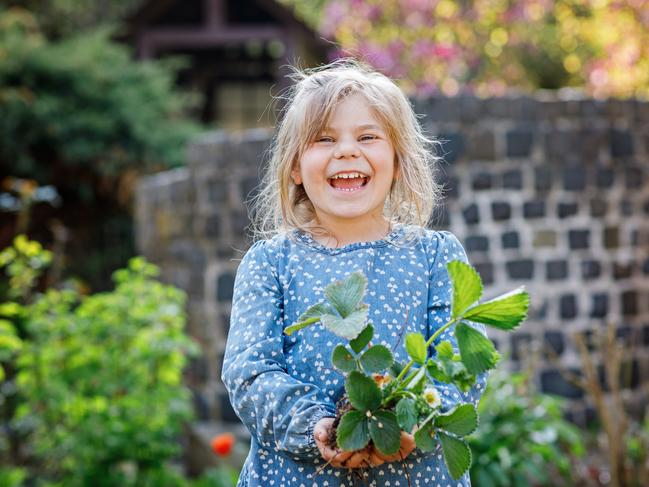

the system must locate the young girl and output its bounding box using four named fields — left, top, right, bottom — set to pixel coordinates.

left=222, top=59, right=488, bottom=486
